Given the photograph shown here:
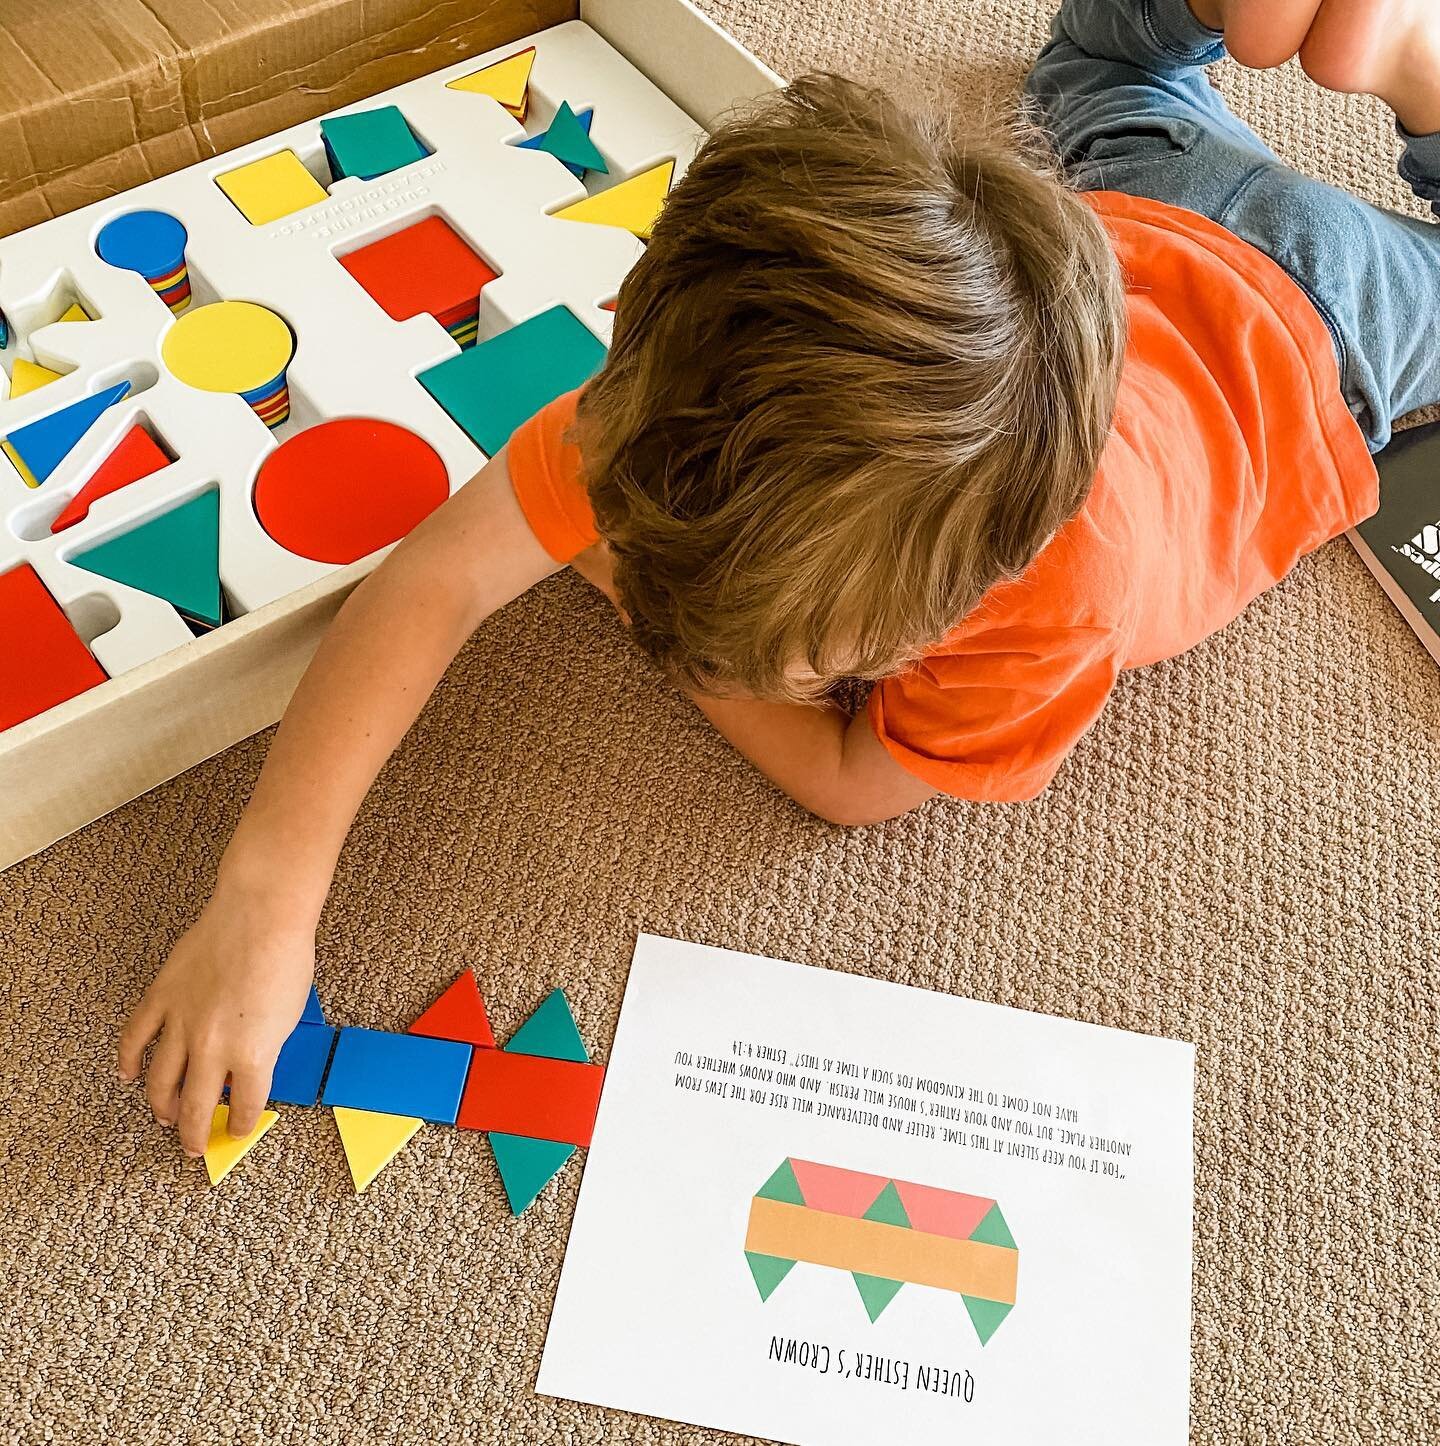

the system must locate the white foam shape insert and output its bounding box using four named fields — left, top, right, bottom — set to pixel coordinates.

left=0, top=20, right=705, bottom=682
